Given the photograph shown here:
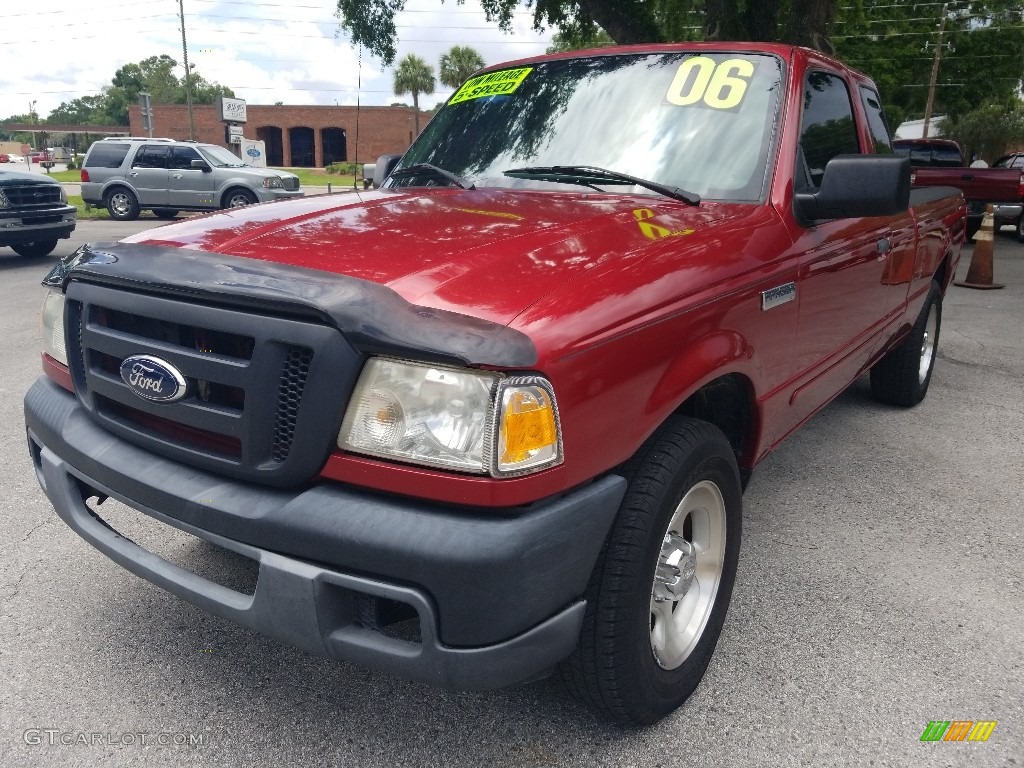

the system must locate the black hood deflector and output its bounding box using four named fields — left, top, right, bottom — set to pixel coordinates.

left=45, top=242, right=537, bottom=368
